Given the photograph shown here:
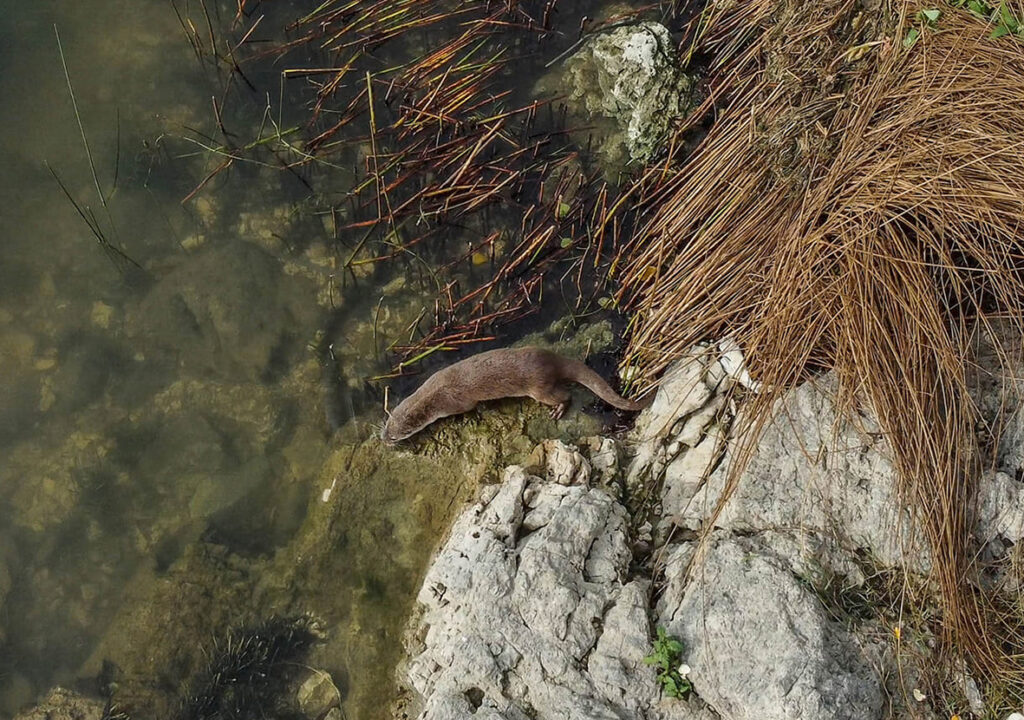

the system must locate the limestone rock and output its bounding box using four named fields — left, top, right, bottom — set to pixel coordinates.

left=976, top=469, right=1024, bottom=546
left=562, top=22, right=698, bottom=166
left=405, top=465, right=693, bottom=720
left=297, top=670, right=340, bottom=720
left=581, top=436, right=620, bottom=485
left=658, top=533, right=885, bottom=720
left=406, top=433, right=886, bottom=719
left=526, top=438, right=591, bottom=485
left=13, top=687, right=104, bottom=720
left=640, top=345, right=921, bottom=569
